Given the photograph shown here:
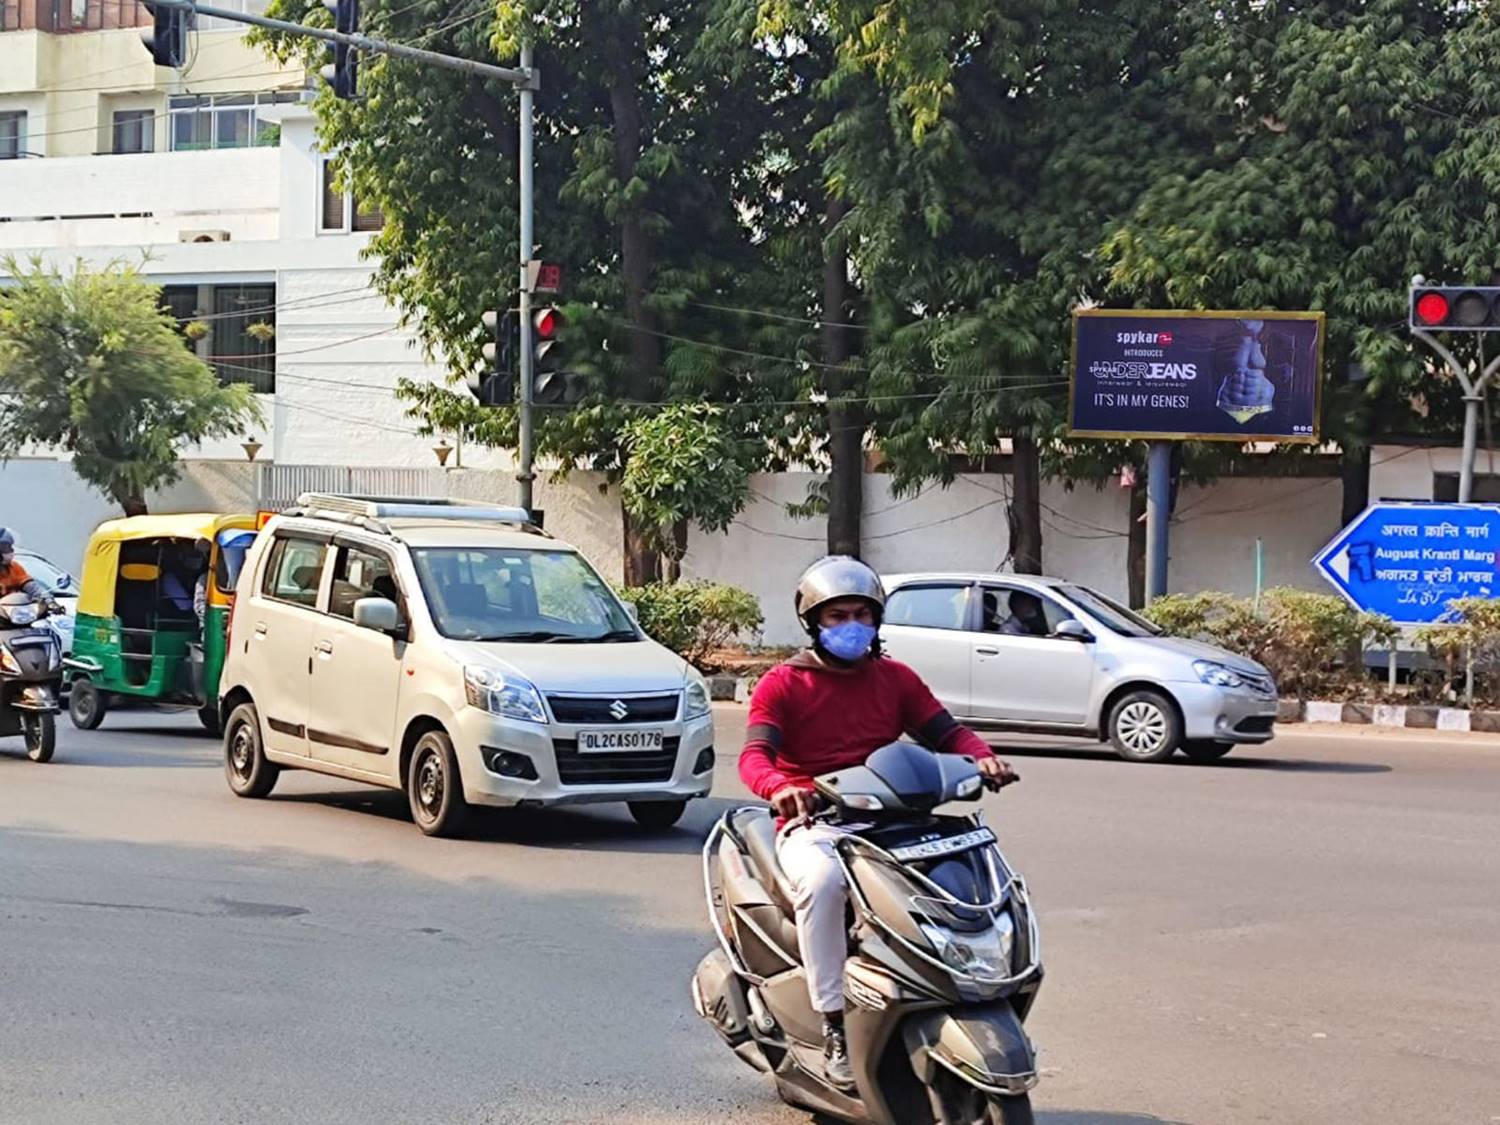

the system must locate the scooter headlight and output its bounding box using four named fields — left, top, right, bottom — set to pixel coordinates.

left=6, top=604, right=37, bottom=627
left=919, top=912, right=1015, bottom=983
